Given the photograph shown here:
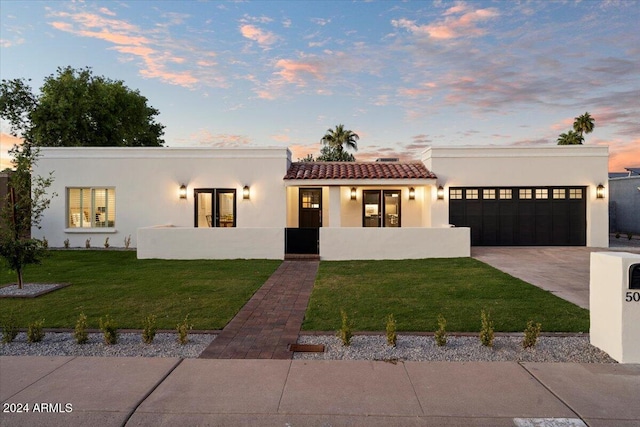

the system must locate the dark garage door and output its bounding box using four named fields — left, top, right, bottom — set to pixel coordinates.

left=449, top=187, right=586, bottom=246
